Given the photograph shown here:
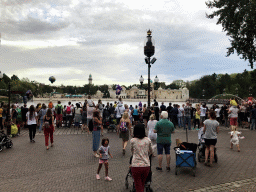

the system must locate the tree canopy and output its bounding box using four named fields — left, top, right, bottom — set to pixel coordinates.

left=206, top=0, right=256, bottom=68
